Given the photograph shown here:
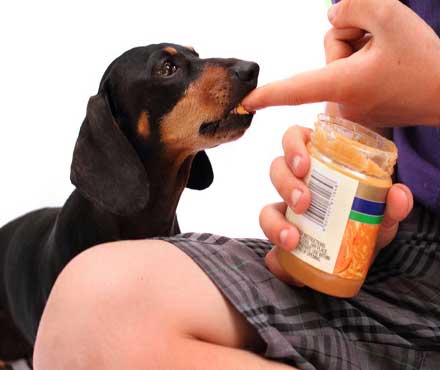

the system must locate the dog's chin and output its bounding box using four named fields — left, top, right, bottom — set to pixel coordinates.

left=199, top=112, right=254, bottom=145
